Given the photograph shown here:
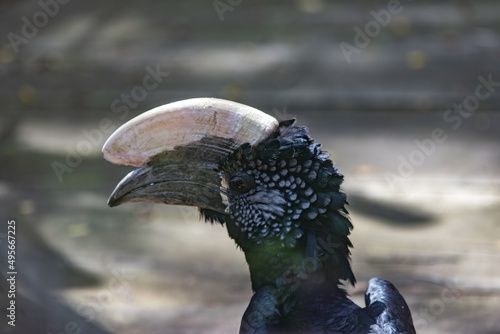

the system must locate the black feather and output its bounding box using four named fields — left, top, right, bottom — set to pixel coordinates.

left=201, top=121, right=415, bottom=334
